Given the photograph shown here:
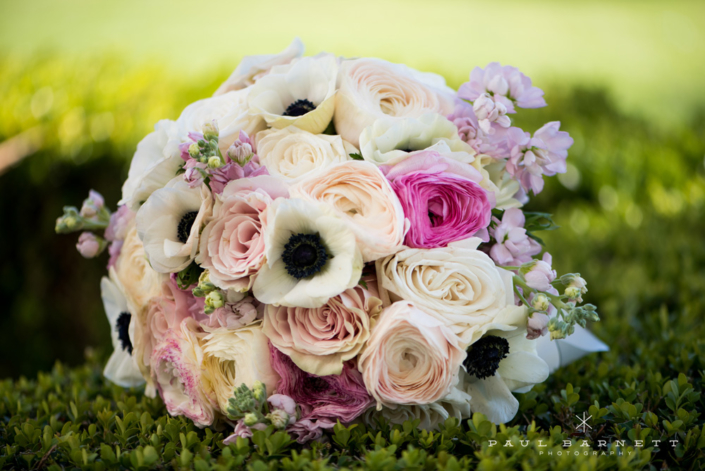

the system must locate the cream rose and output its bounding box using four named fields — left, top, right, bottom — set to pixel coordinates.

left=334, top=58, right=455, bottom=148
left=256, top=127, right=356, bottom=182
left=375, top=238, right=526, bottom=346
left=263, top=284, right=383, bottom=376
left=358, top=301, right=466, bottom=407
left=197, top=176, right=289, bottom=292
left=290, top=160, right=407, bottom=262
left=201, top=324, right=280, bottom=414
